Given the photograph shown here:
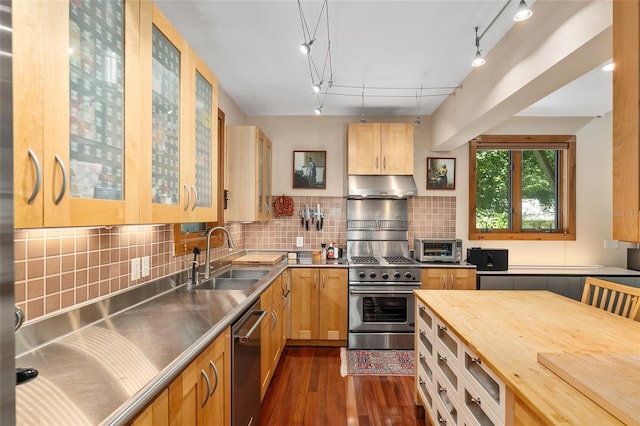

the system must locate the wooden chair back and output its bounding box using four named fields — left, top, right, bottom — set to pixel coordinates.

left=581, top=277, right=640, bottom=320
